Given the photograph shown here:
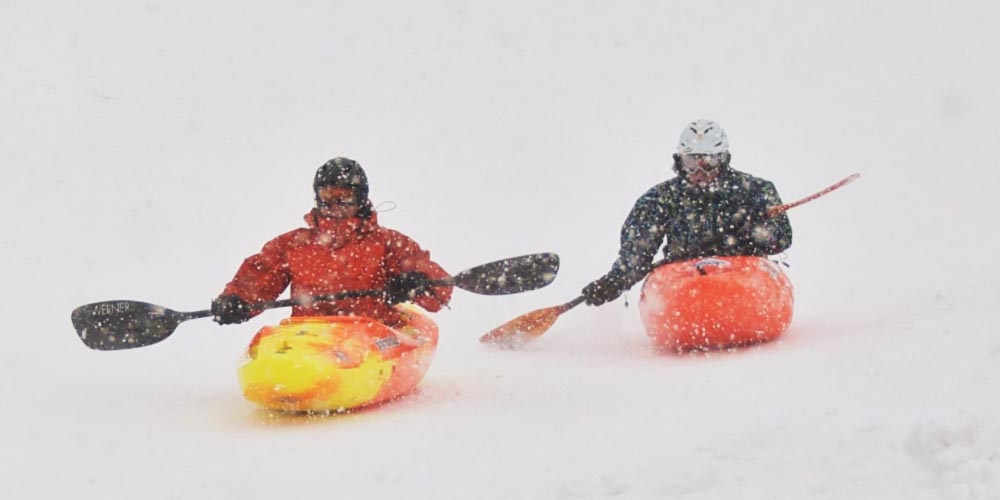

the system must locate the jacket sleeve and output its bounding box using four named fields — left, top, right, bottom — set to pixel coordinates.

left=602, top=190, right=669, bottom=291
left=382, top=229, right=453, bottom=312
left=746, top=180, right=793, bottom=255
left=220, top=233, right=294, bottom=310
